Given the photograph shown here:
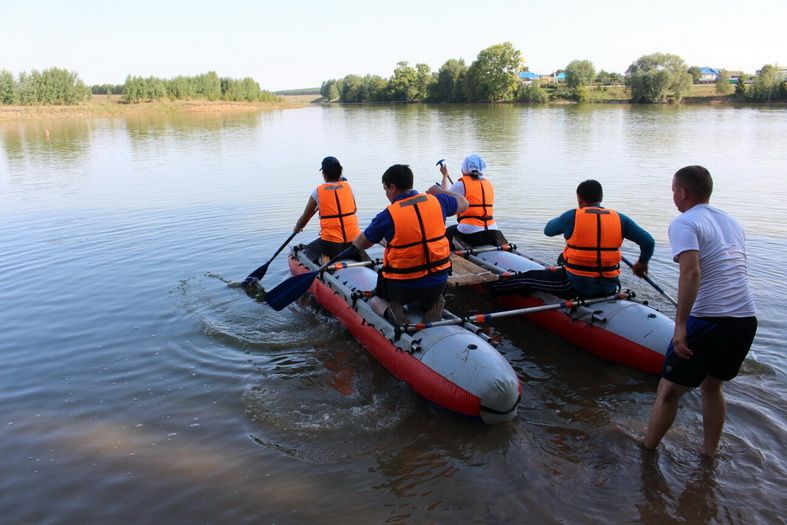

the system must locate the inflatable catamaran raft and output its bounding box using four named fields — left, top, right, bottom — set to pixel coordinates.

left=284, top=245, right=522, bottom=424
left=453, top=244, right=674, bottom=375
